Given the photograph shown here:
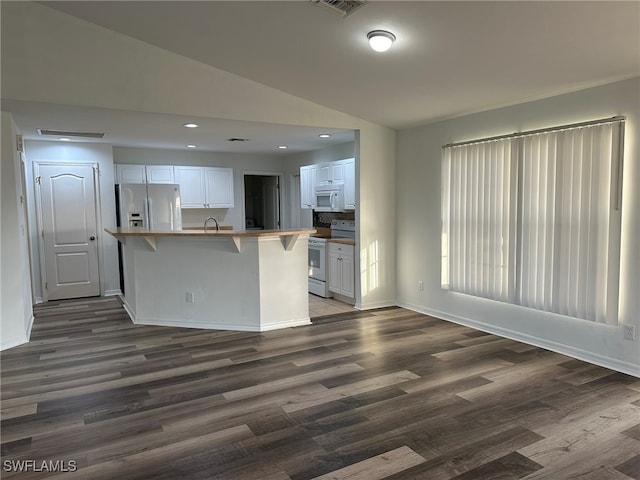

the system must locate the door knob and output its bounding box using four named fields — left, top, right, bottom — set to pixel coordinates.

left=89, top=236, right=96, bottom=241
